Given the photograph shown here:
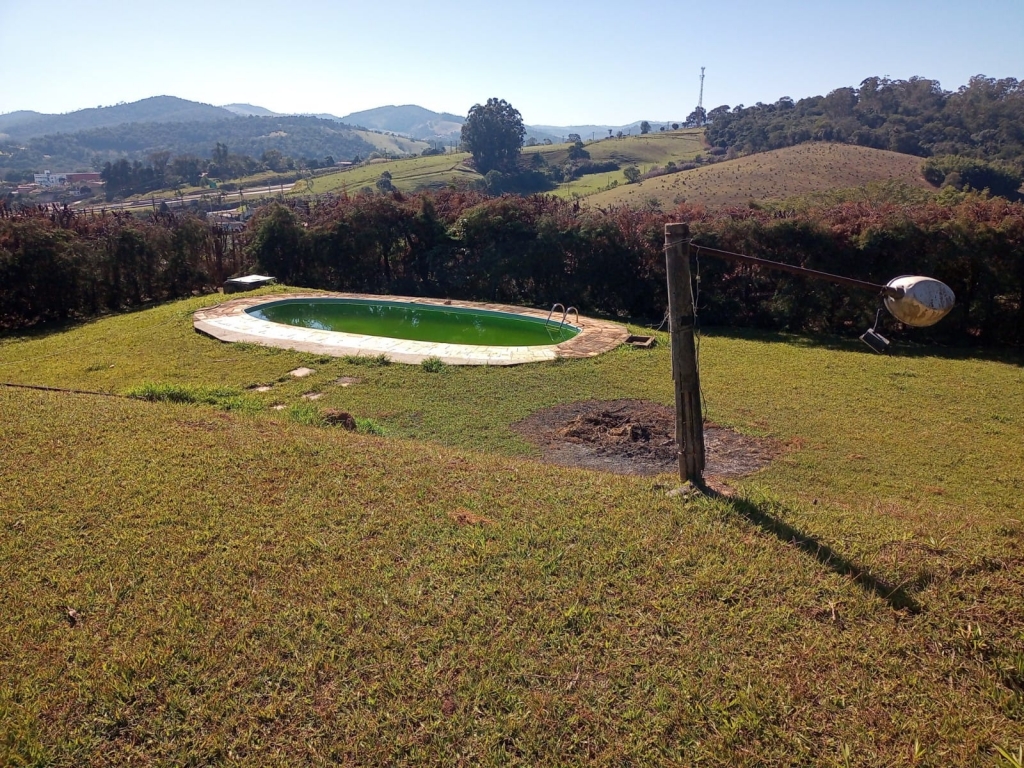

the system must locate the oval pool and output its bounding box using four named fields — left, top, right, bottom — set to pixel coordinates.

left=246, top=297, right=579, bottom=346
left=193, top=293, right=629, bottom=366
